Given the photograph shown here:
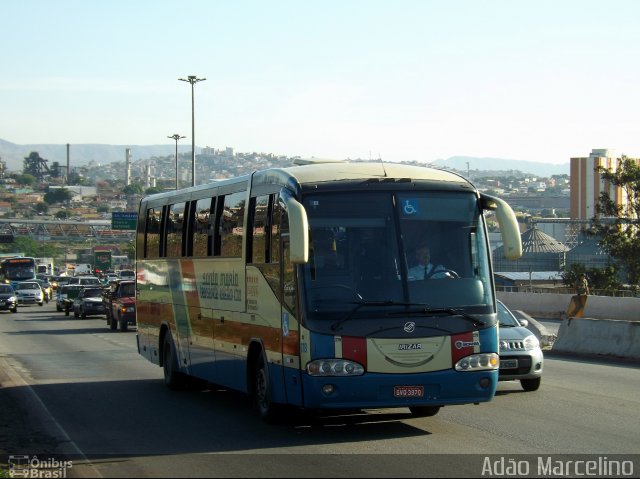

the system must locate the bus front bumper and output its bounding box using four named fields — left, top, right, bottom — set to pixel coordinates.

left=300, top=369, right=498, bottom=410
